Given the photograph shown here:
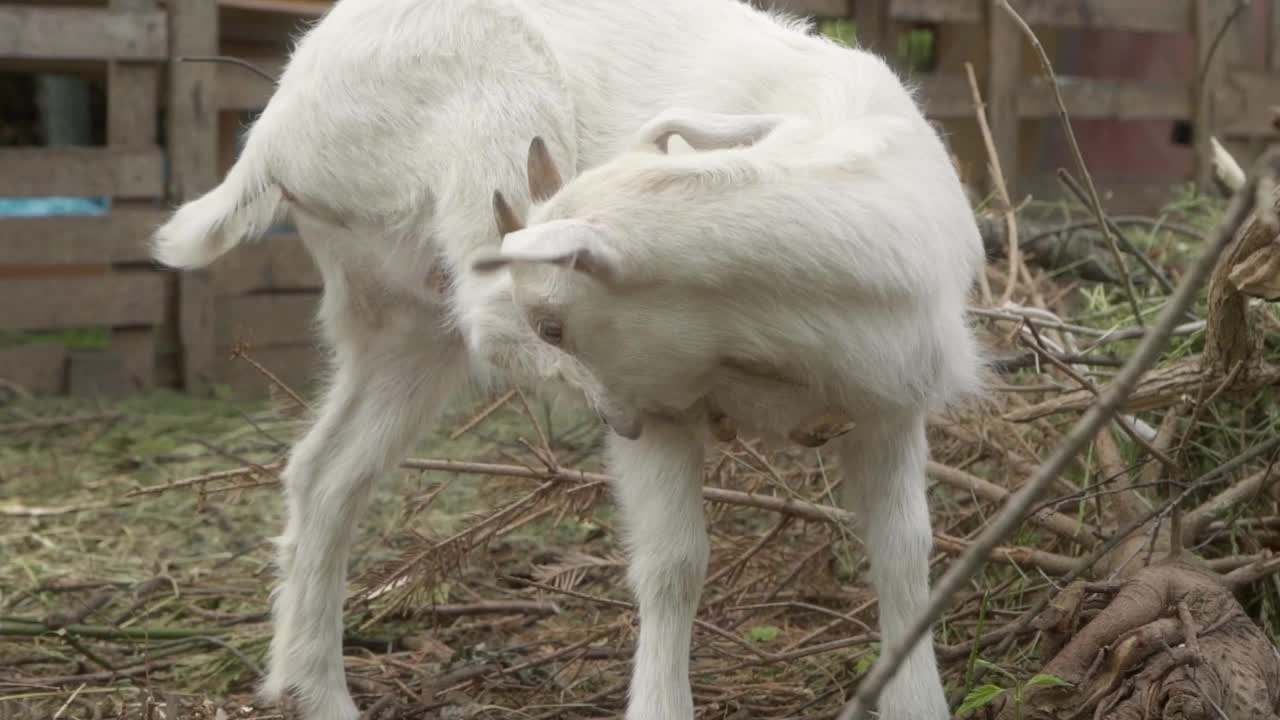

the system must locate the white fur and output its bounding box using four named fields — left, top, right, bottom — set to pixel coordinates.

left=150, top=1, right=976, bottom=718
left=482, top=105, right=985, bottom=434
